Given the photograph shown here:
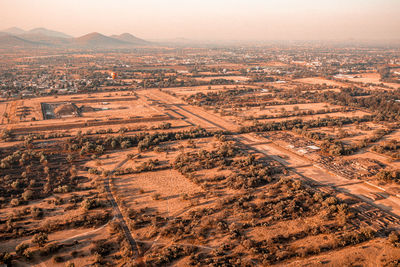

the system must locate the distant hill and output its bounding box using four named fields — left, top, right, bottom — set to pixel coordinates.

left=74, top=32, right=132, bottom=48
left=18, top=33, right=72, bottom=46
left=111, top=33, right=149, bottom=45
left=0, top=33, right=47, bottom=48
left=2, top=27, right=72, bottom=39
left=0, top=27, right=152, bottom=49
left=3, top=27, right=26, bottom=35
left=27, top=28, right=72, bottom=39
